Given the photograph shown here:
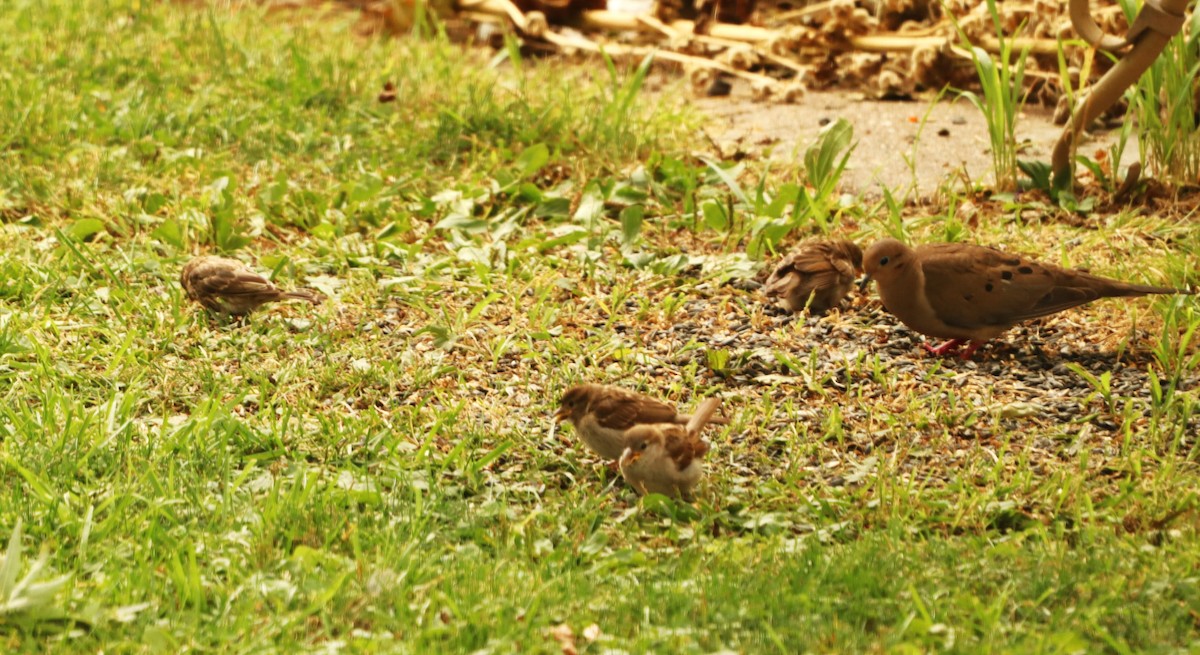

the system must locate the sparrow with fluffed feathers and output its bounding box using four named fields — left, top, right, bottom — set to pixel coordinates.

left=554, top=384, right=728, bottom=461
left=863, top=238, right=1188, bottom=358
left=619, top=397, right=721, bottom=499
left=763, top=239, right=863, bottom=314
left=181, top=256, right=321, bottom=317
